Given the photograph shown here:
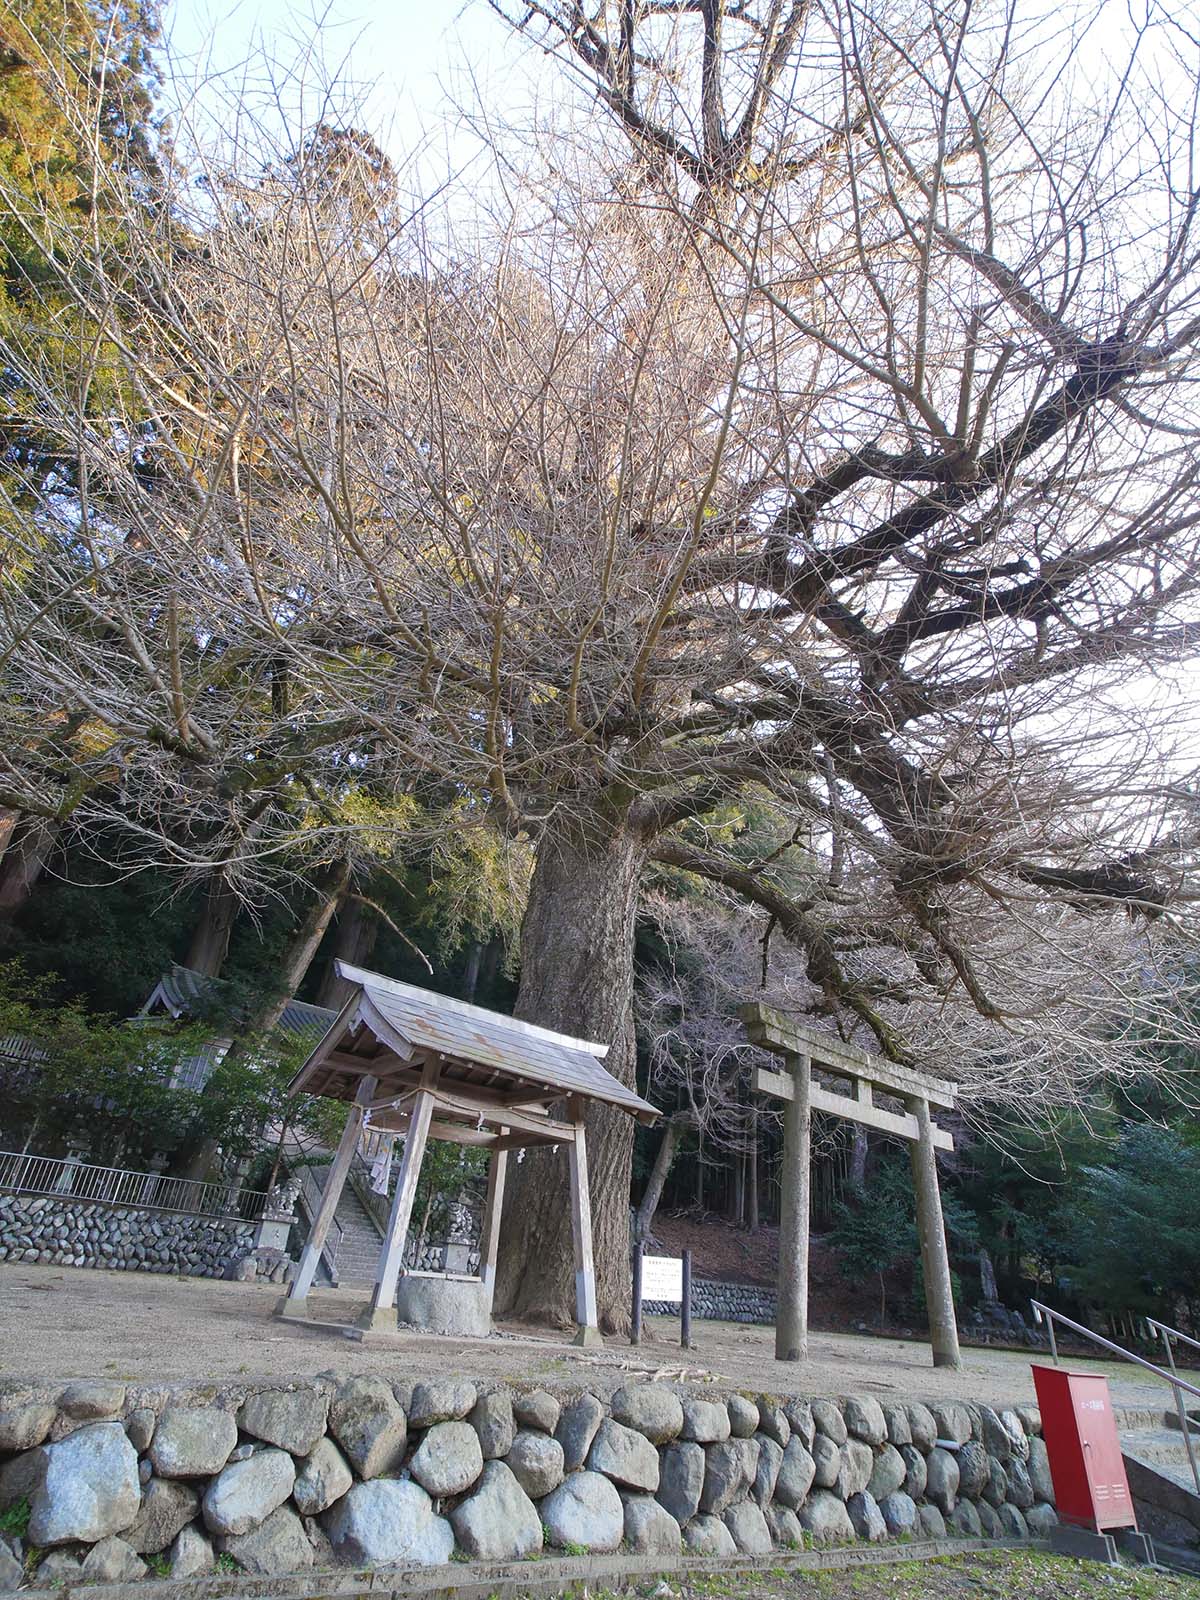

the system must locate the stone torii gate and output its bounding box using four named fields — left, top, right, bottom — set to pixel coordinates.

left=741, top=1002, right=961, bottom=1370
